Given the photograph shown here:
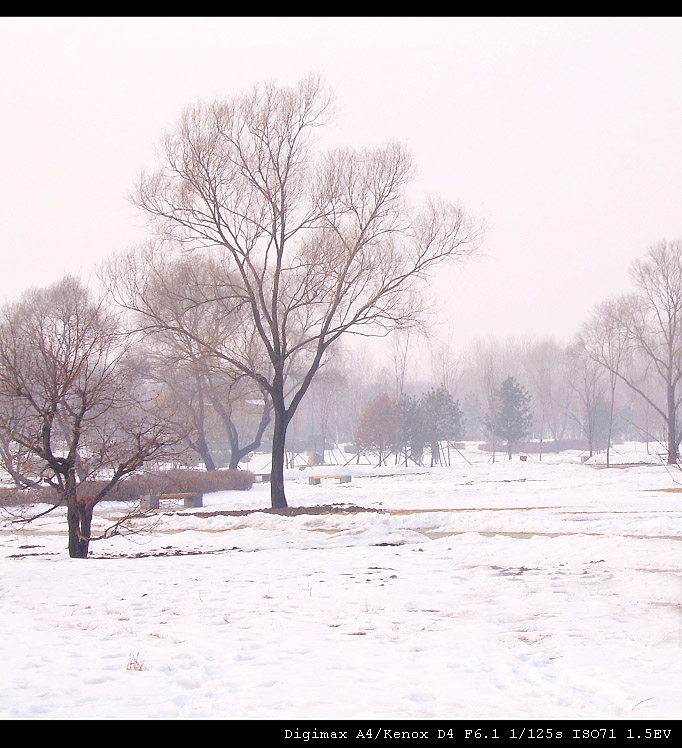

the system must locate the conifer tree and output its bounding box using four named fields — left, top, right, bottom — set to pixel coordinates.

left=421, top=387, right=463, bottom=465
left=395, top=394, right=426, bottom=466
left=489, top=377, right=533, bottom=459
